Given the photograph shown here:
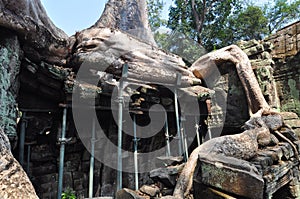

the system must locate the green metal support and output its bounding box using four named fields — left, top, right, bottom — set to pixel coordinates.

left=174, top=73, right=183, bottom=156
left=181, top=116, right=189, bottom=161
left=117, top=63, right=128, bottom=191
left=133, top=114, right=139, bottom=190
left=26, top=144, right=31, bottom=173
left=89, top=118, right=96, bottom=198
left=57, top=106, right=67, bottom=199
left=19, top=112, right=27, bottom=166
left=195, top=116, right=201, bottom=146
left=165, top=112, right=171, bottom=157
